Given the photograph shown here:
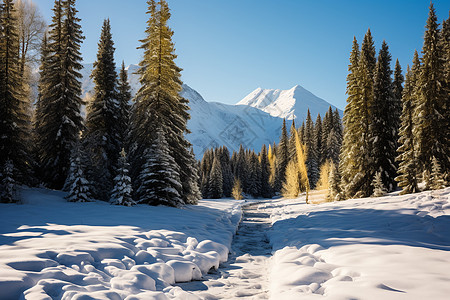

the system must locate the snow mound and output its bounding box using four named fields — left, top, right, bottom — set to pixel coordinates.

left=0, top=188, right=244, bottom=299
